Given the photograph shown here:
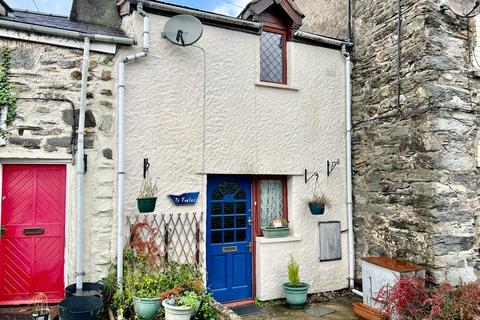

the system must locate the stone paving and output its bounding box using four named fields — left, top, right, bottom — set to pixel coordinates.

left=243, top=296, right=358, bottom=320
